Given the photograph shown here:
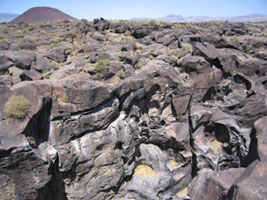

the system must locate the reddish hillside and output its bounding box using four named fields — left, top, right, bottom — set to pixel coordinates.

left=12, top=7, right=76, bottom=23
